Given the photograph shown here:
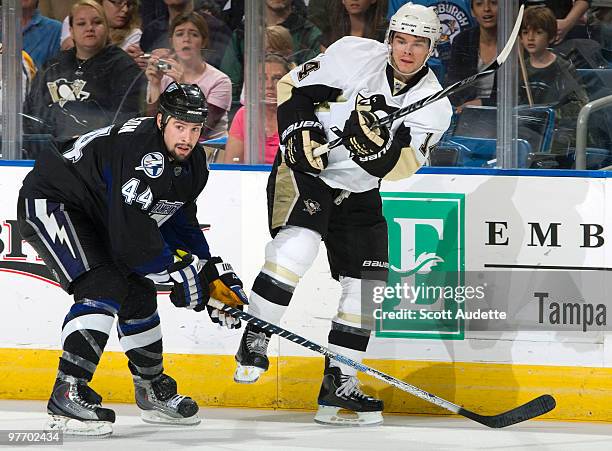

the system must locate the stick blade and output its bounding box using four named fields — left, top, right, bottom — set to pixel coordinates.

left=459, top=395, right=556, bottom=429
